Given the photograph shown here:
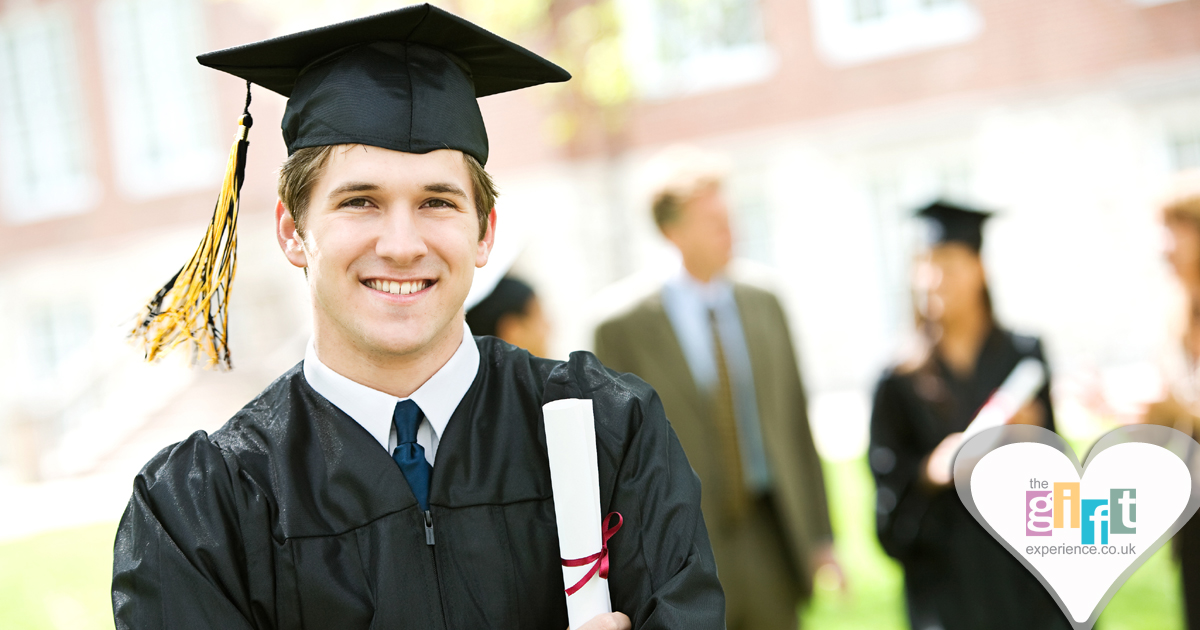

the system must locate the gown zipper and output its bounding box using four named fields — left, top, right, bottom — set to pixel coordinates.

left=424, top=507, right=450, bottom=629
